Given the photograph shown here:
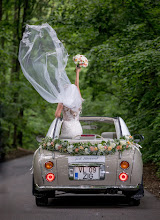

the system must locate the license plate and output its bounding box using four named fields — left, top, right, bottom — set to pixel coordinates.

left=74, top=166, right=100, bottom=180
